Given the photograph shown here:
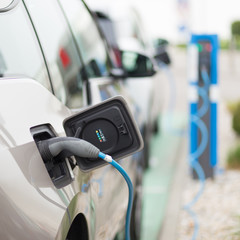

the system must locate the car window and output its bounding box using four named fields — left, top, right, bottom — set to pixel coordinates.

left=94, top=12, right=123, bottom=68
left=24, top=0, right=84, bottom=109
left=0, top=2, right=51, bottom=90
left=59, top=0, right=111, bottom=78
